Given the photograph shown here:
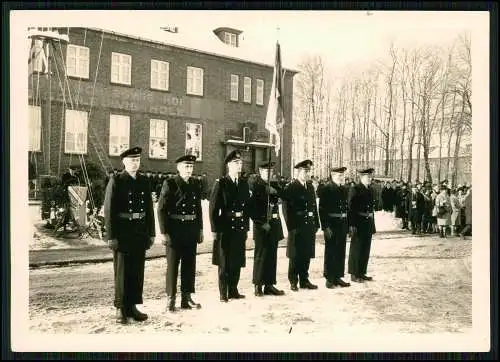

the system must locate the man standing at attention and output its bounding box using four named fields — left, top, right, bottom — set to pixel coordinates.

left=157, top=154, right=203, bottom=312
left=247, top=160, right=286, bottom=297
left=103, top=147, right=156, bottom=324
left=282, top=159, right=320, bottom=292
left=347, top=168, right=376, bottom=283
left=318, top=166, right=351, bottom=289
left=209, top=150, right=251, bottom=302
